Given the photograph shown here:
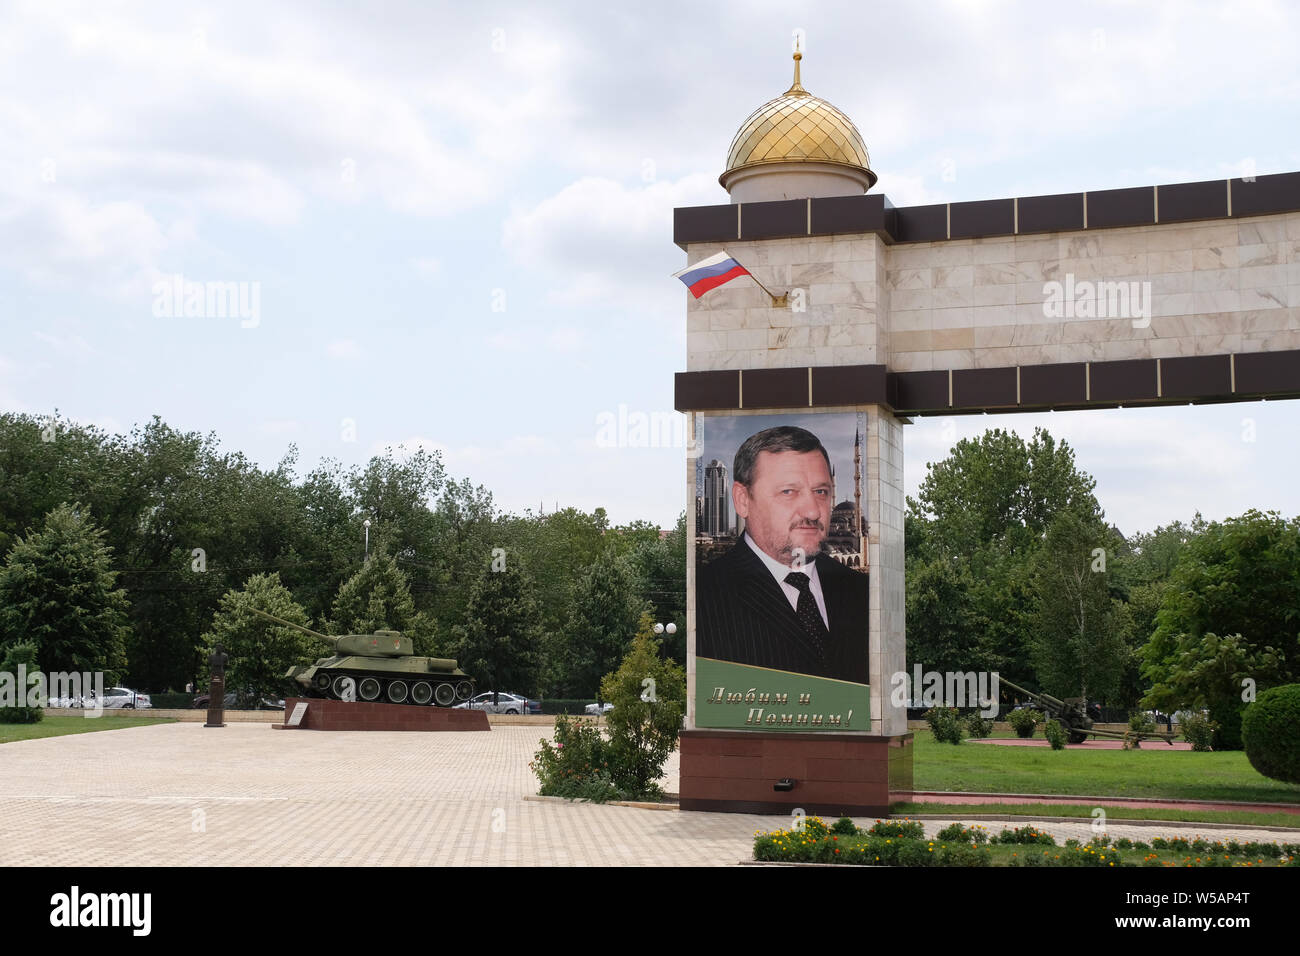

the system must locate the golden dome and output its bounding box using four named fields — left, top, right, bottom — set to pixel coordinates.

left=721, top=51, right=876, bottom=189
